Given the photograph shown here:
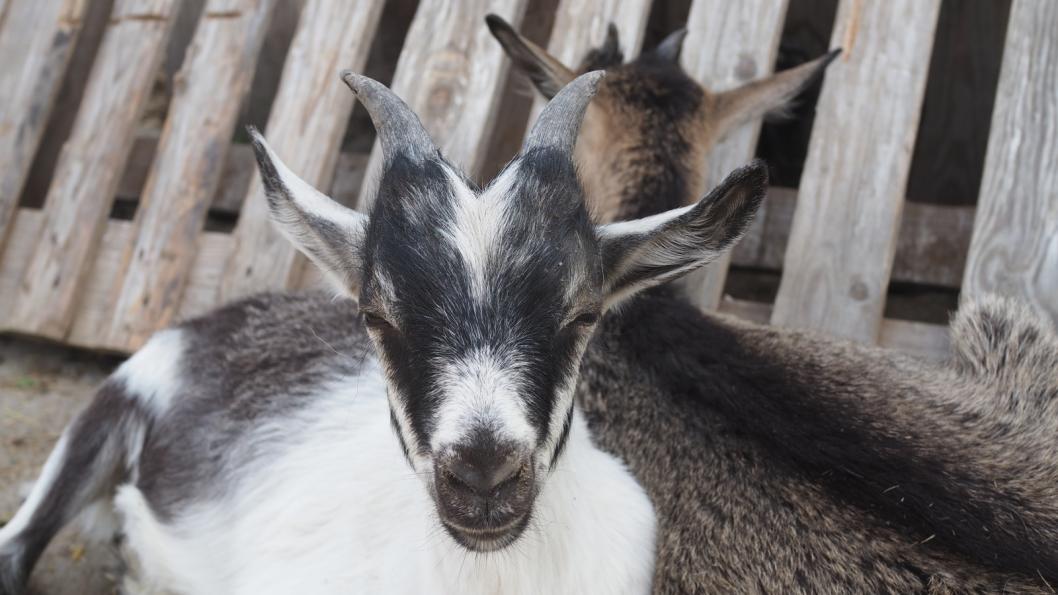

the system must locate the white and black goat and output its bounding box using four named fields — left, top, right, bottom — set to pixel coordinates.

left=490, top=17, right=1058, bottom=592
left=0, top=70, right=770, bottom=594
